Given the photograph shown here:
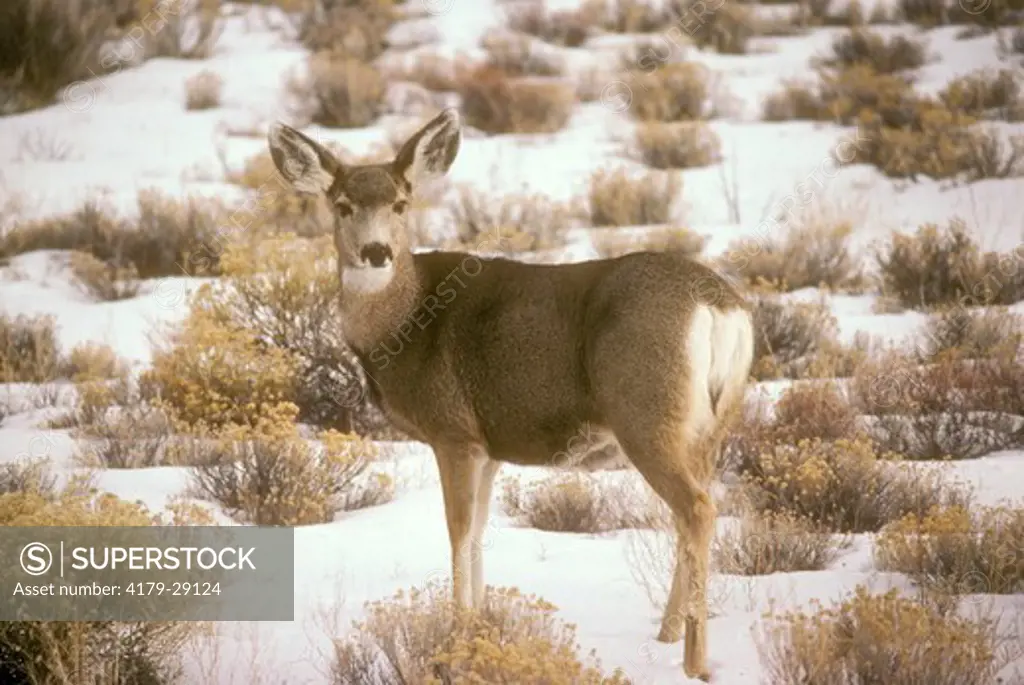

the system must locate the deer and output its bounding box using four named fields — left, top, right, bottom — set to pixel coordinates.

left=266, top=108, right=754, bottom=682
